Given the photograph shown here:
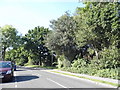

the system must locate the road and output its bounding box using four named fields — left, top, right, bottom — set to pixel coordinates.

left=0, top=67, right=117, bottom=89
